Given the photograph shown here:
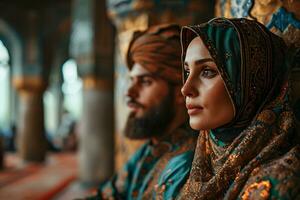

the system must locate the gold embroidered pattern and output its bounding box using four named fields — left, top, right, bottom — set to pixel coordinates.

left=257, top=110, right=276, bottom=125
left=241, top=180, right=271, bottom=200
